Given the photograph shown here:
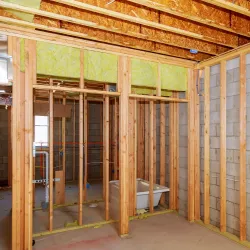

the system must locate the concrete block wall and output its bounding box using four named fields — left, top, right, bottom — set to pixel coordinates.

left=179, top=93, right=188, bottom=217
left=0, top=106, right=8, bottom=181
